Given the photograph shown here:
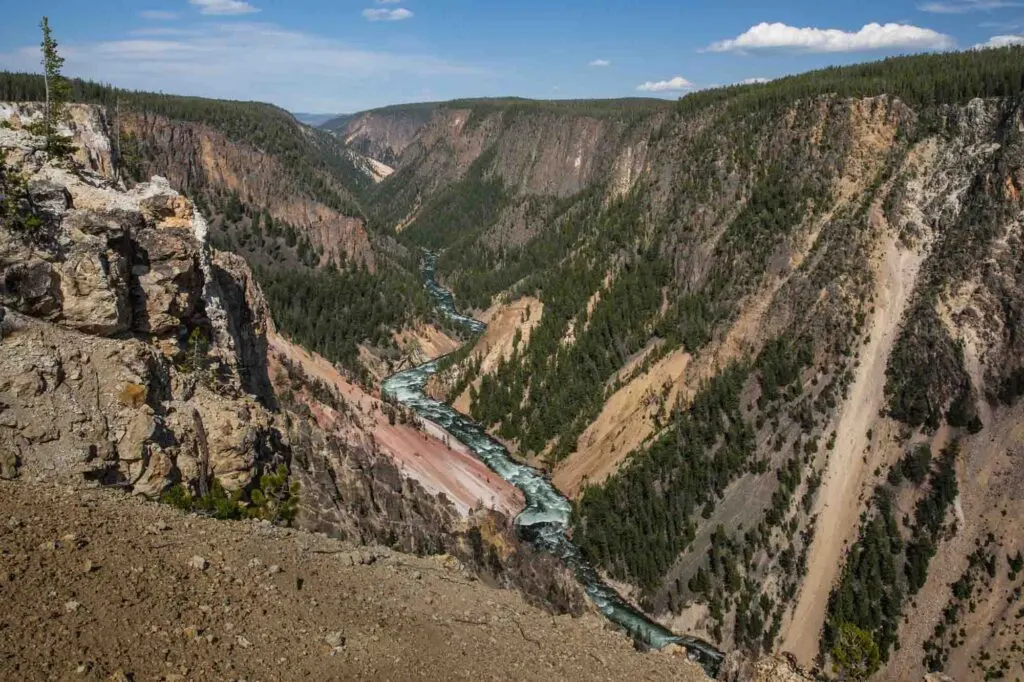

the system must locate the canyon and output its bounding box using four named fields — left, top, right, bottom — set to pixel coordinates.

left=328, top=49, right=1024, bottom=680
left=3, top=44, right=1024, bottom=681
left=0, top=105, right=660, bottom=677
